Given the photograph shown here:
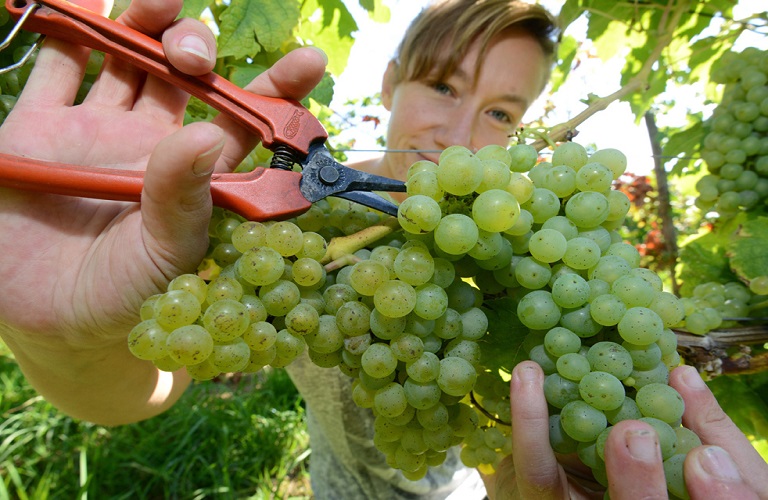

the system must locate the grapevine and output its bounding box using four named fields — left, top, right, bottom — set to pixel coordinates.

left=128, top=138, right=719, bottom=496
